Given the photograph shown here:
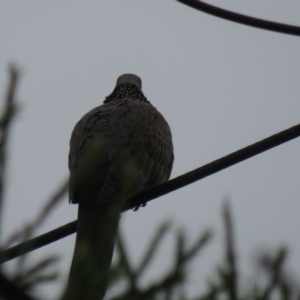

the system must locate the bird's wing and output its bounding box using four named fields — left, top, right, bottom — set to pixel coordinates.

left=69, top=99, right=173, bottom=205
left=98, top=99, right=174, bottom=204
